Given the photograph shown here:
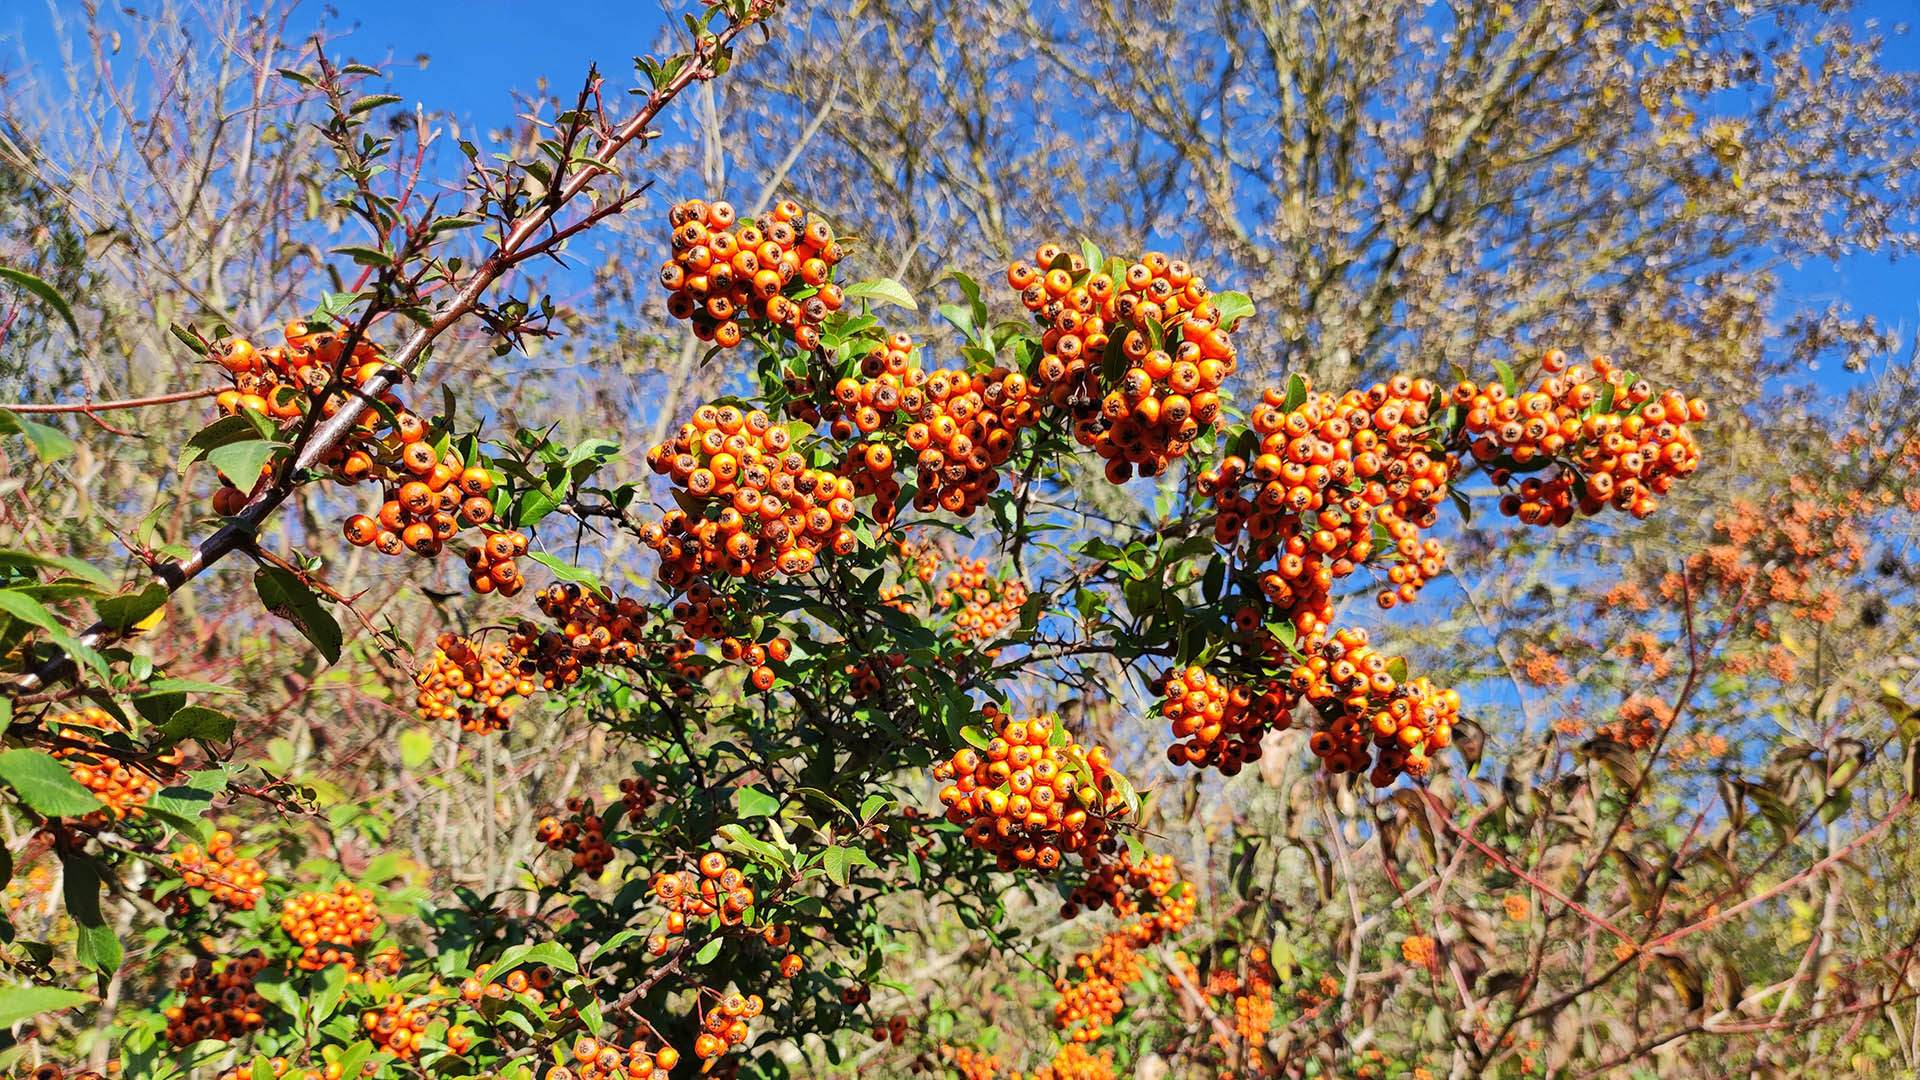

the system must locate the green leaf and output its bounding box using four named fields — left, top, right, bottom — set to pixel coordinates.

left=0, top=749, right=104, bottom=818
left=253, top=567, right=342, bottom=663
left=489, top=941, right=578, bottom=979
left=347, top=94, right=404, bottom=115
left=205, top=438, right=285, bottom=487
left=0, top=589, right=108, bottom=678
left=91, top=582, right=169, bottom=633
left=179, top=415, right=265, bottom=471
left=0, top=411, right=76, bottom=464
left=330, top=246, right=393, bottom=267
left=331, top=1040, right=375, bottom=1080
left=734, top=786, right=780, bottom=819
left=0, top=267, right=80, bottom=336
left=843, top=278, right=917, bottom=311
left=0, top=549, right=111, bottom=588
left=1282, top=373, right=1308, bottom=411
left=525, top=552, right=607, bottom=596
left=159, top=706, right=236, bottom=745
left=1493, top=360, right=1518, bottom=398
left=819, top=844, right=872, bottom=887
left=511, top=488, right=563, bottom=528
left=60, top=853, right=122, bottom=975
left=1213, top=291, right=1255, bottom=331
left=1078, top=237, right=1104, bottom=272
left=398, top=727, right=433, bottom=770
left=0, top=984, right=95, bottom=1028
left=694, top=938, right=723, bottom=965
left=715, top=824, right=790, bottom=871
left=141, top=678, right=244, bottom=696
left=310, top=964, right=349, bottom=1025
